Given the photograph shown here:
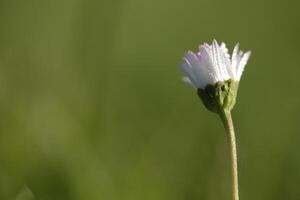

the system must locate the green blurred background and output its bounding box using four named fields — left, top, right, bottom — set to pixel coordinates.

left=0, top=0, right=299, bottom=199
